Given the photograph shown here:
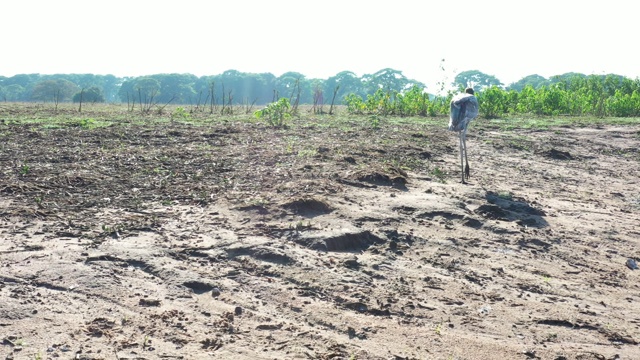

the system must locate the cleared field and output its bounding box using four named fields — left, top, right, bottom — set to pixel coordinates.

left=1, top=103, right=639, bottom=360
